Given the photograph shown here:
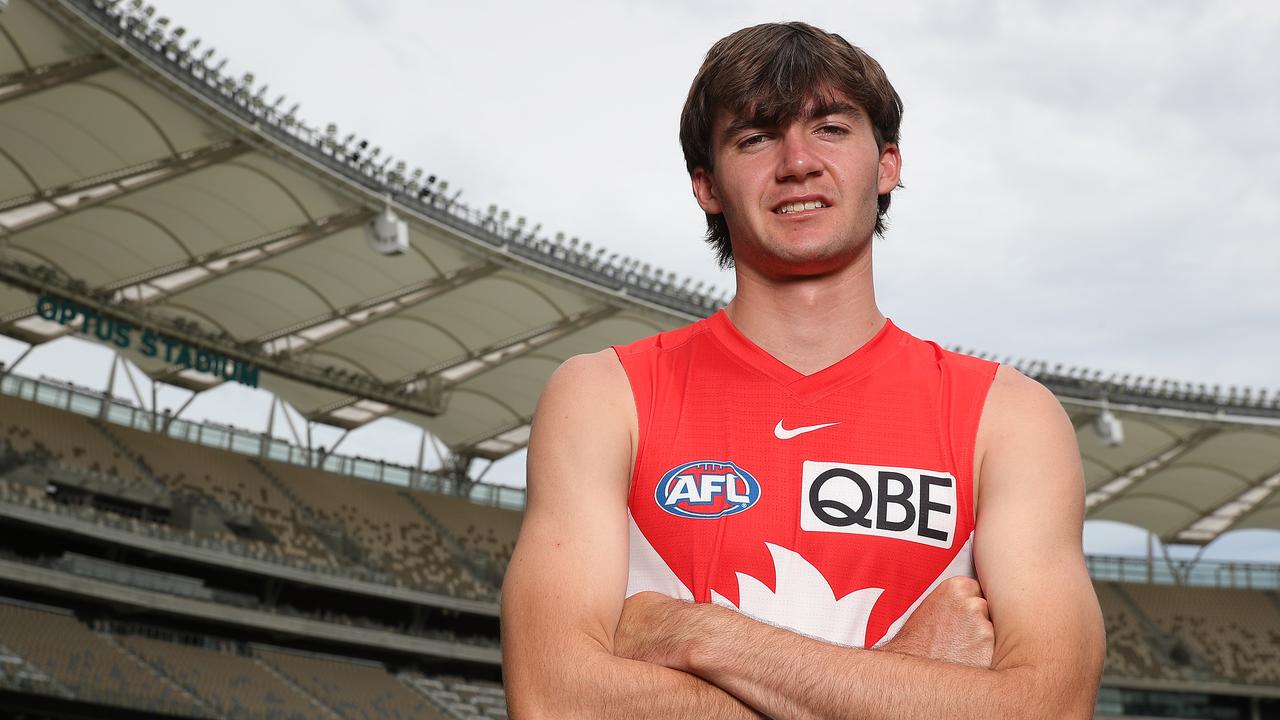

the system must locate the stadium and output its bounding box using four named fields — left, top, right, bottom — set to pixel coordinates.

left=0, top=1, right=1278, bottom=718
